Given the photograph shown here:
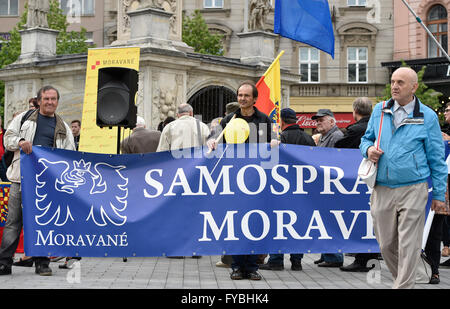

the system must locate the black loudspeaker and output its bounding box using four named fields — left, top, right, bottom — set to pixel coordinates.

left=97, top=67, right=138, bottom=128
